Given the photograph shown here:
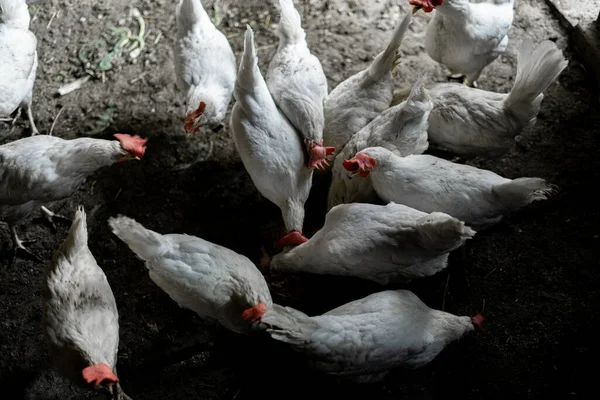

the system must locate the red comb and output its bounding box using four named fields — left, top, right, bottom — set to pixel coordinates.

left=113, top=133, right=148, bottom=159
left=184, top=101, right=206, bottom=134
left=82, top=364, right=119, bottom=386
left=275, top=231, right=309, bottom=248
left=307, top=140, right=336, bottom=170
left=471, top=313, right=487, bottom=335
left=342, top=153, right=376, bottom=177
left=409, top=0, right=443, bottom=13
left=242, top=302, right=268, bottom=323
